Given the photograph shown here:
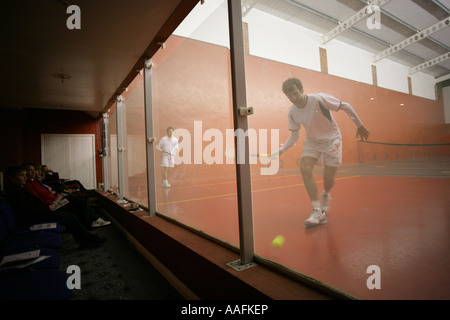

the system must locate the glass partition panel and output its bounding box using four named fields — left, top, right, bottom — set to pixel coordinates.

left=243, top=2, right=380, bottom=299
left=243, top=1, right=353, bottom=296
left=151, top=0, right=239, bottom=246
left=122, top=73, right=148, bottom=207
